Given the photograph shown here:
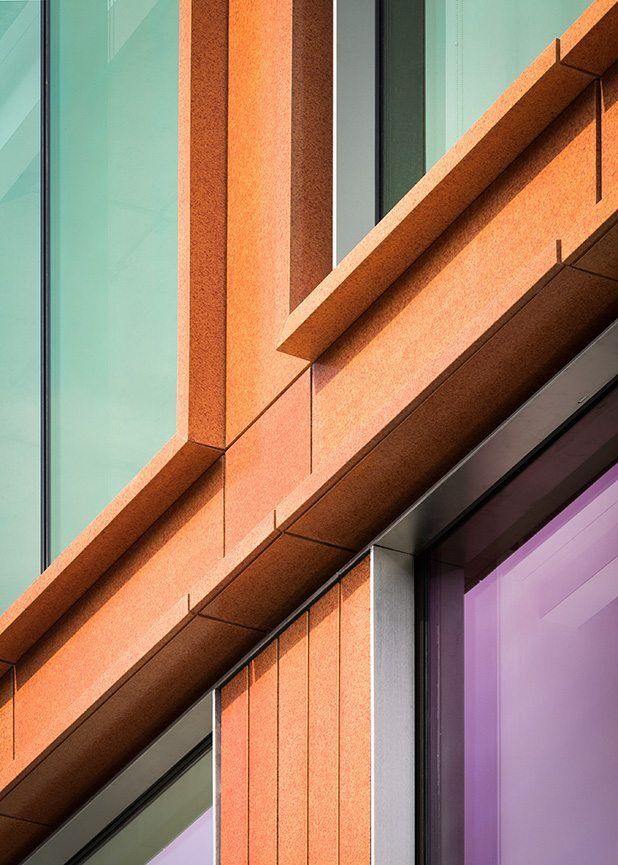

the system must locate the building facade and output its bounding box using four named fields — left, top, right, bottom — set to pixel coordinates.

left=1, top=0, right=617, bottom=862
